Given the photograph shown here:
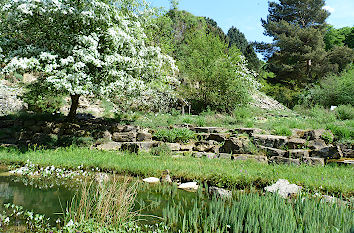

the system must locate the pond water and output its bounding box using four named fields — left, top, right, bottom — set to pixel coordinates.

left=0, top=168, right=197, bottom=225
